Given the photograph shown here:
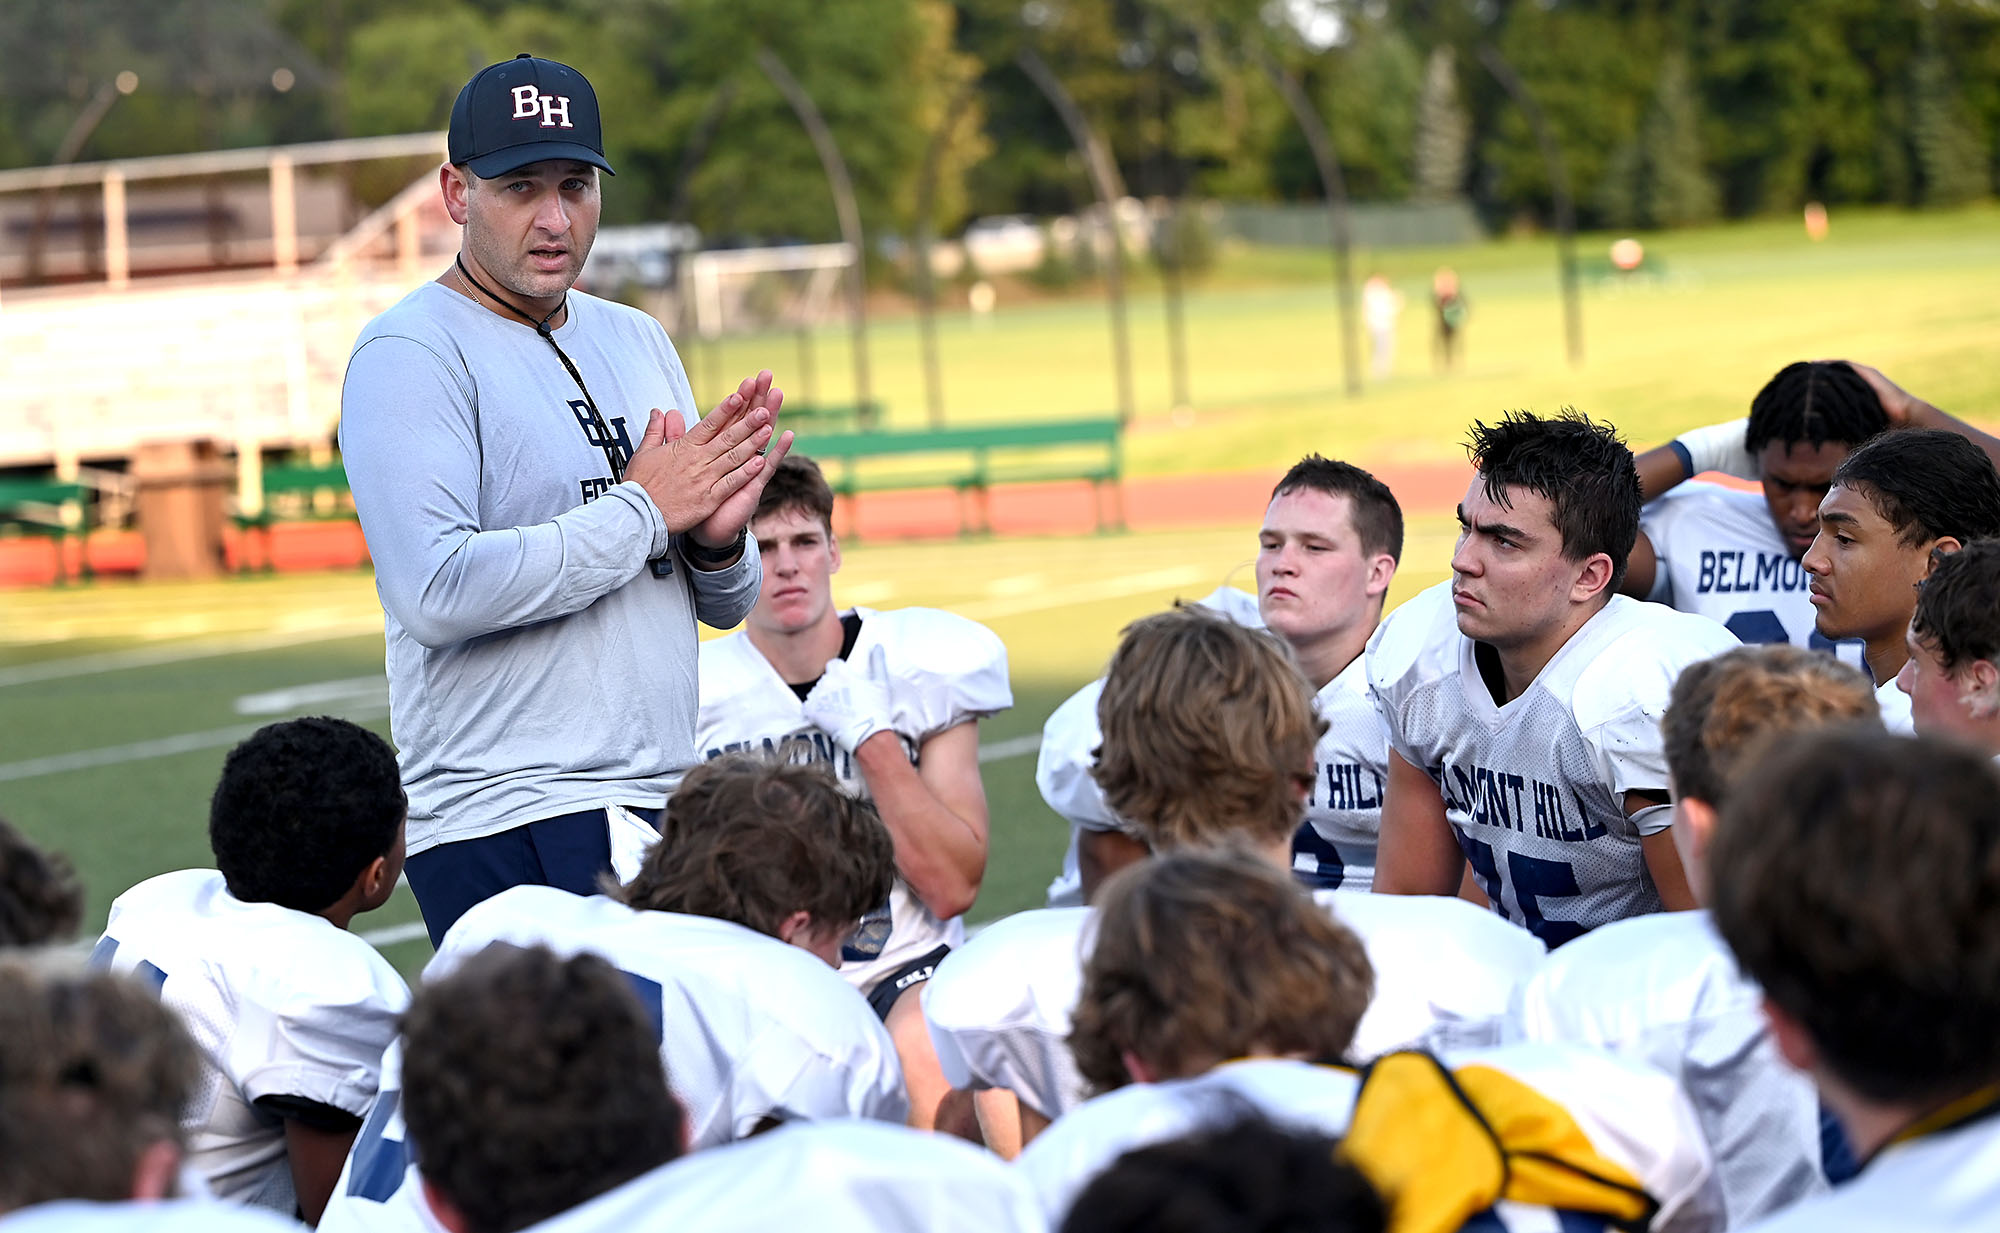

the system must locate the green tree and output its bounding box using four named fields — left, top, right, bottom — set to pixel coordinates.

left=1910, top=35, right=1989, bottom=206
left=1411, top=44, right=1468, bottom=202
